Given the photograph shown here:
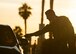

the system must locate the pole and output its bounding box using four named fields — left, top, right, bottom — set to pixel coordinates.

left=41, top=0, right=45, bottom=24
left=39, top=0, right=45, bottom=42
left=25, top=20, right=26, bottom=35
left=50, top=0, right=54, bottom=10
left=37, top=0, right=45, bottom=54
